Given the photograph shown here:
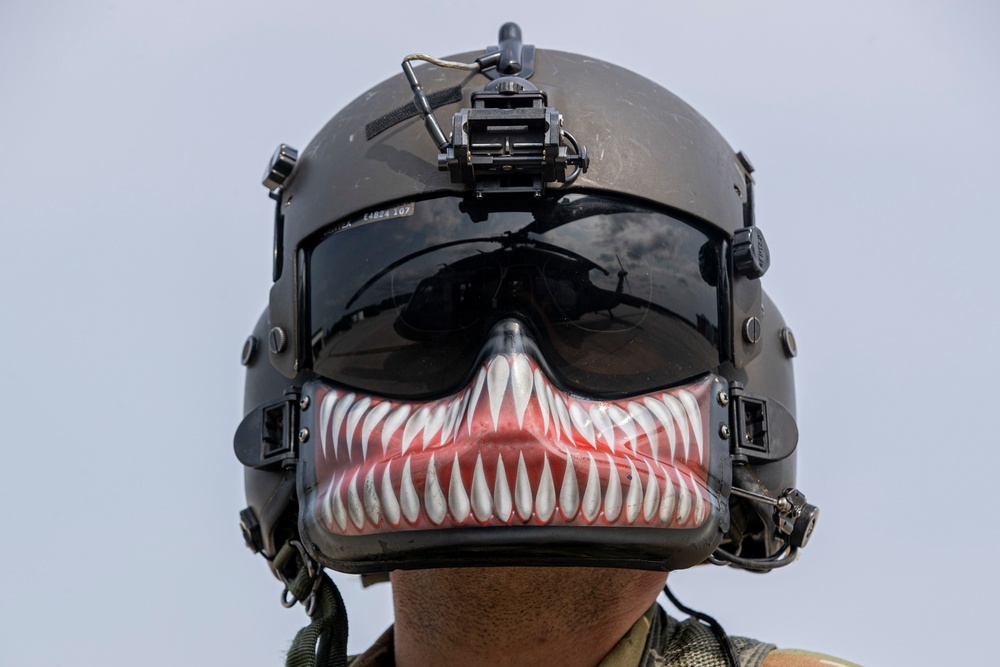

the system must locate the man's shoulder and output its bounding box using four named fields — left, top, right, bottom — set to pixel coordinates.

left=762, top=648, right=863, bottom=667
